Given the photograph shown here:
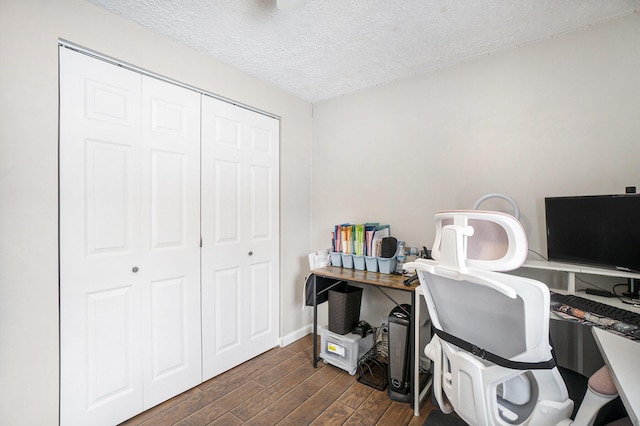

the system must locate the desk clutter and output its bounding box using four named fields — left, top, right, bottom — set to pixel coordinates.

left=550, top=291, right=640, bottom=340
left=307, top=270, right=431, bottom=410
left=330, top=223, right=415, bottom=274
left=319, top=304, right=419, bottom=400
left=320, top=282, right=416, bottom=398
left=320, top=282, right=377, bottom=375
